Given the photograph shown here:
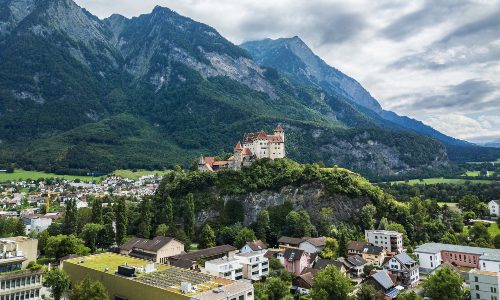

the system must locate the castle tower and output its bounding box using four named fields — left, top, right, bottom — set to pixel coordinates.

left=274, top=124, right=284, bottom=142
left=233, top=141, right=243, bottom=169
